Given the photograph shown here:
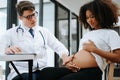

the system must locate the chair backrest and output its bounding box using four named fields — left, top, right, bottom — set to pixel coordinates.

left=103, top=62, right=114, bottom=80
left=108, top=63, right=114, bottom=80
